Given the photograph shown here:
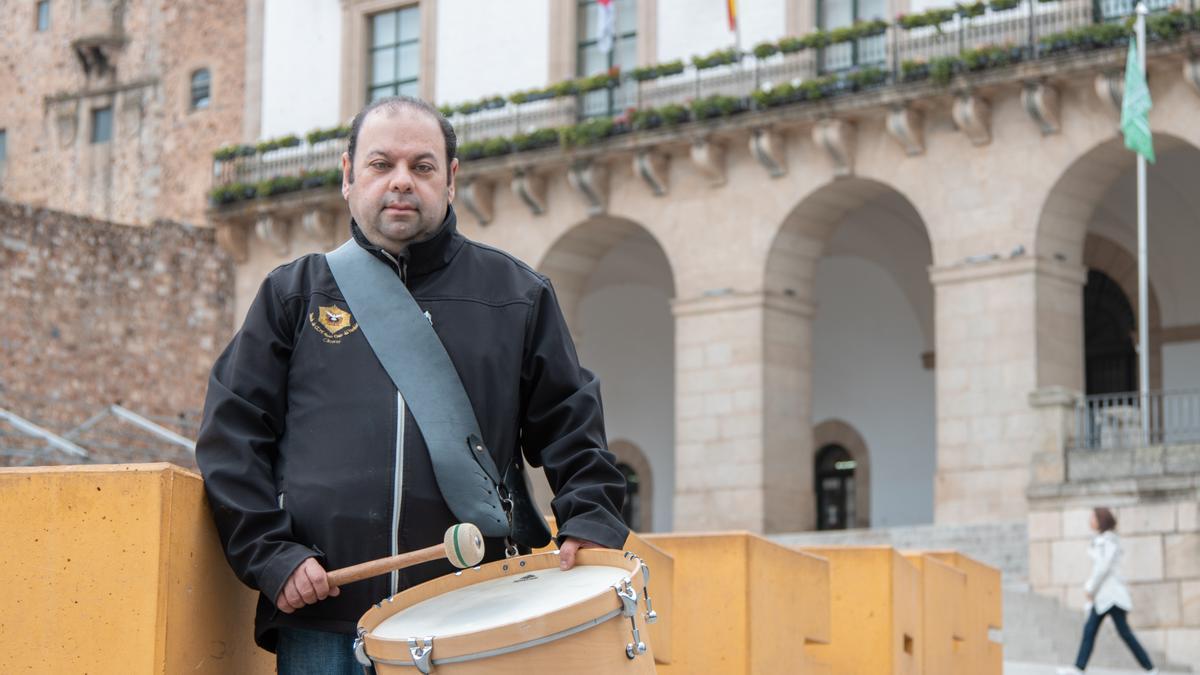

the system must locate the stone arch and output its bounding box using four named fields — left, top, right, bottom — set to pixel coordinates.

left=610, top=439, right=654, bottom=532
left=764, top=177, right=936, bottom=302
left=1035, top=133, right=1200, bottom=265
left=812, top=419, right=870, bottom=529
left=536, top=215, right=678, bottom=340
